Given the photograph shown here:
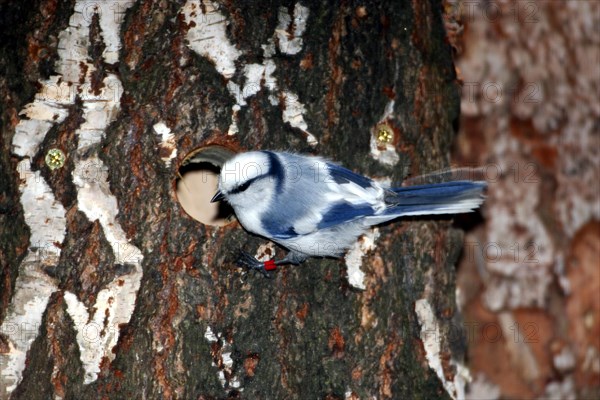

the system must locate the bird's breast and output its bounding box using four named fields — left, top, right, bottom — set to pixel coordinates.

left=235, top=208, right=269, bottom=237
